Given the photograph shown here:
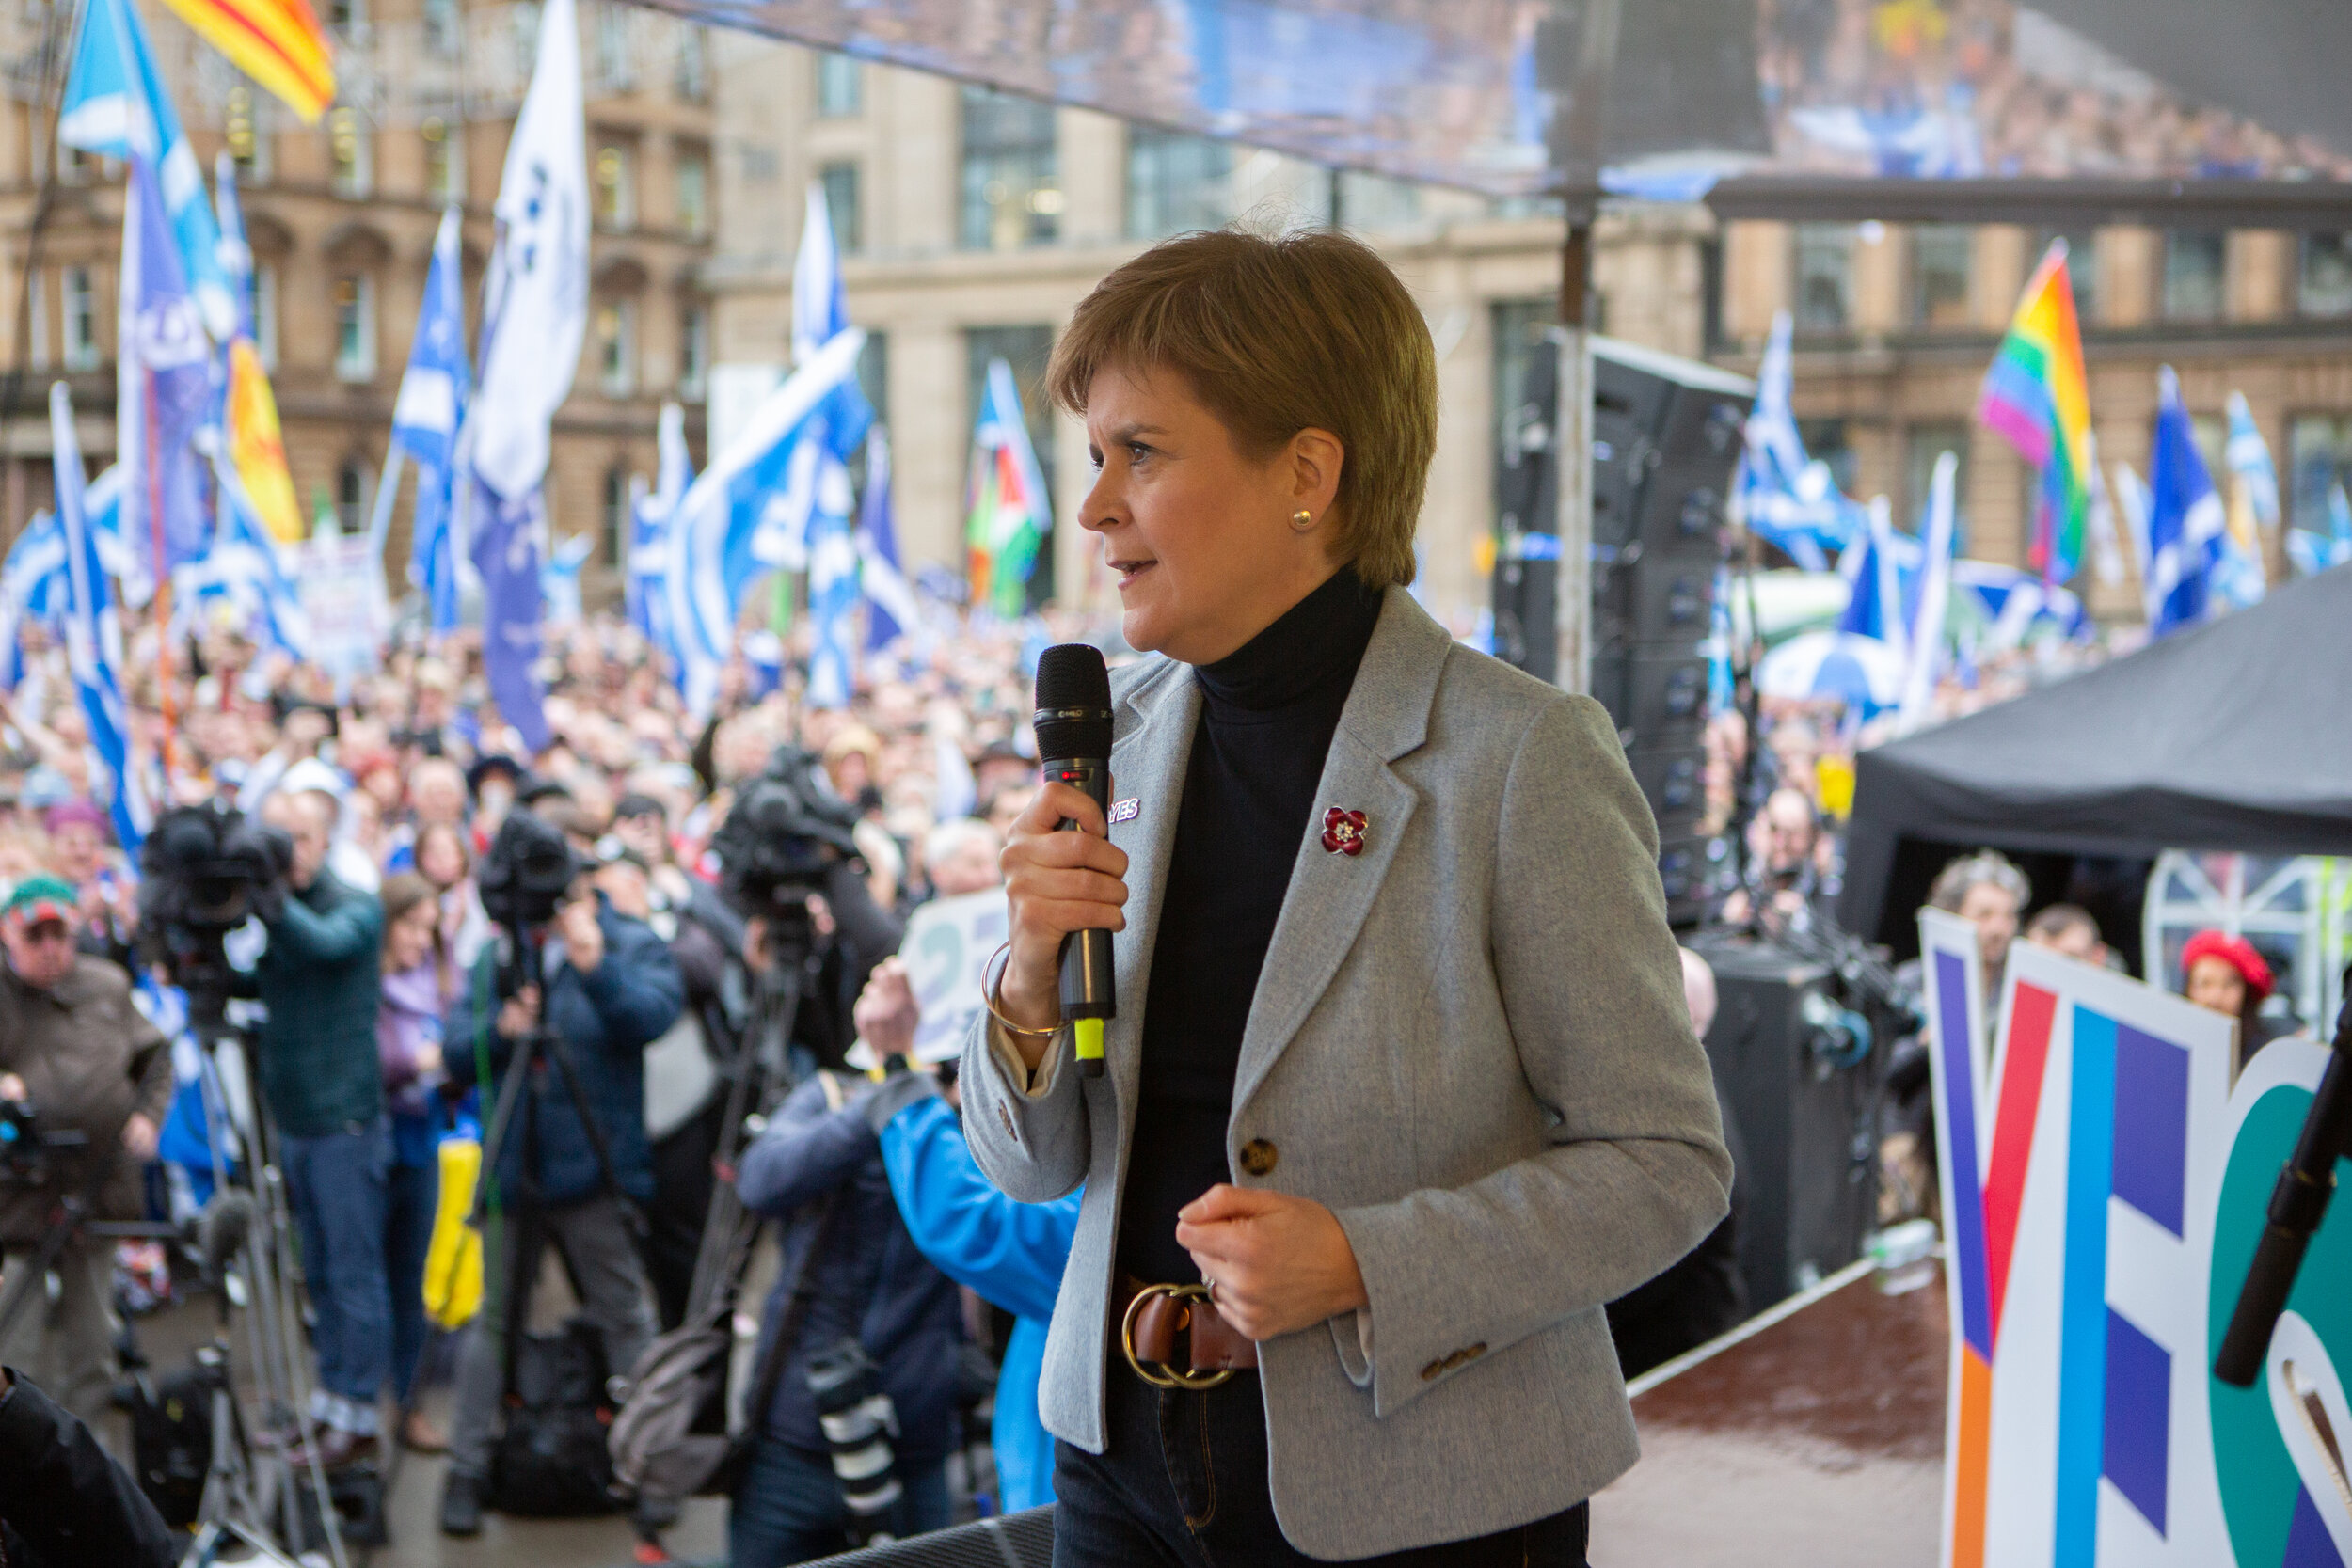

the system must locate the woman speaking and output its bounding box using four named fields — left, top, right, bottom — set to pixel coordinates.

left=962, top=228, right=1730, bottom=1565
